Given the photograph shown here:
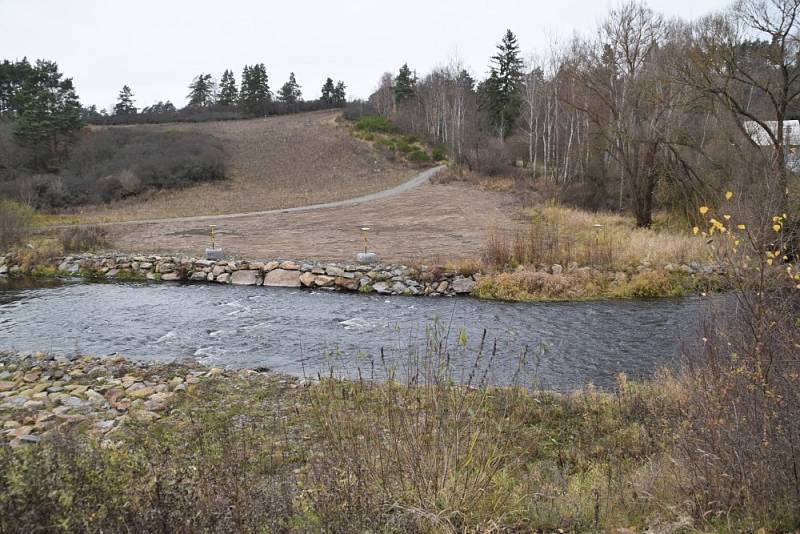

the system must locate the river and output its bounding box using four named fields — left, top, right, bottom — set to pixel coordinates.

left=0, top=278, right=711, bottom=390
